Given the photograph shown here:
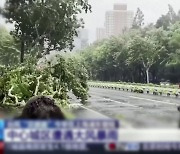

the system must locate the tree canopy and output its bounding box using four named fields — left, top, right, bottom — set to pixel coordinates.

left=156, top=4, right=180, bottom=30
left=0, top=1, right=91, bottom=108
left=78, top=5, right=180, bottom=83
left=132, top=8, right=144, bottom=29
left=0, top=26, right=19, bottom=66
left=0, top=0, right=91, bottom=62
